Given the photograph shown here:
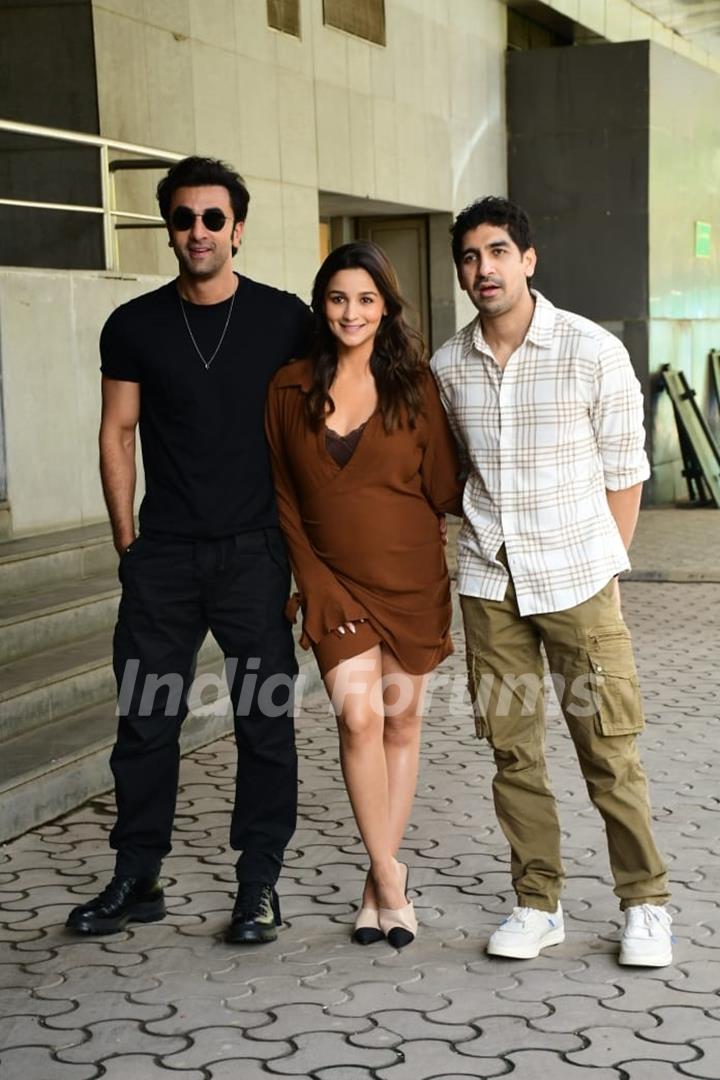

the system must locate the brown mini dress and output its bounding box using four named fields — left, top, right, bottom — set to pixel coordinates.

left=265, top=359, right=464, bottom=678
